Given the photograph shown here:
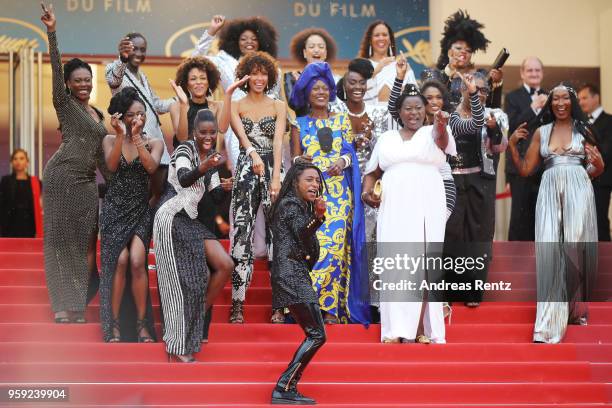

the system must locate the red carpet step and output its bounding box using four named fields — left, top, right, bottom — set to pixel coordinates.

left=1, top=238, right=611, bottom=406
